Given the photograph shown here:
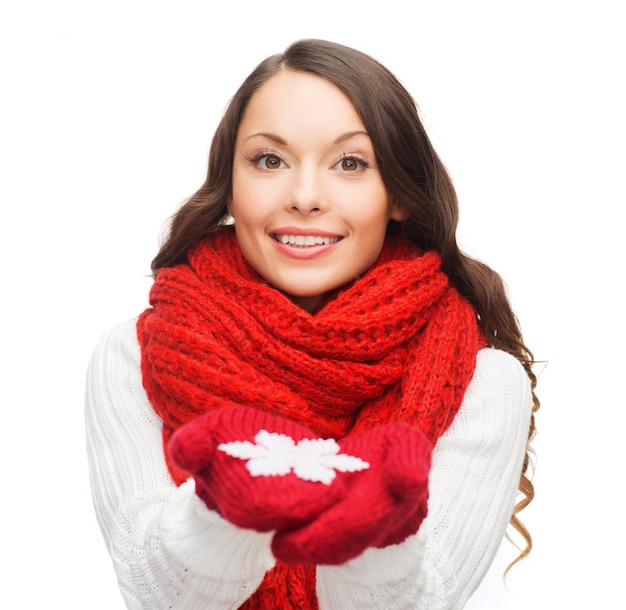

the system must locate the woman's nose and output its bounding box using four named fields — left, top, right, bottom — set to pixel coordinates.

left=287, top=167, right=327, bottom=215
